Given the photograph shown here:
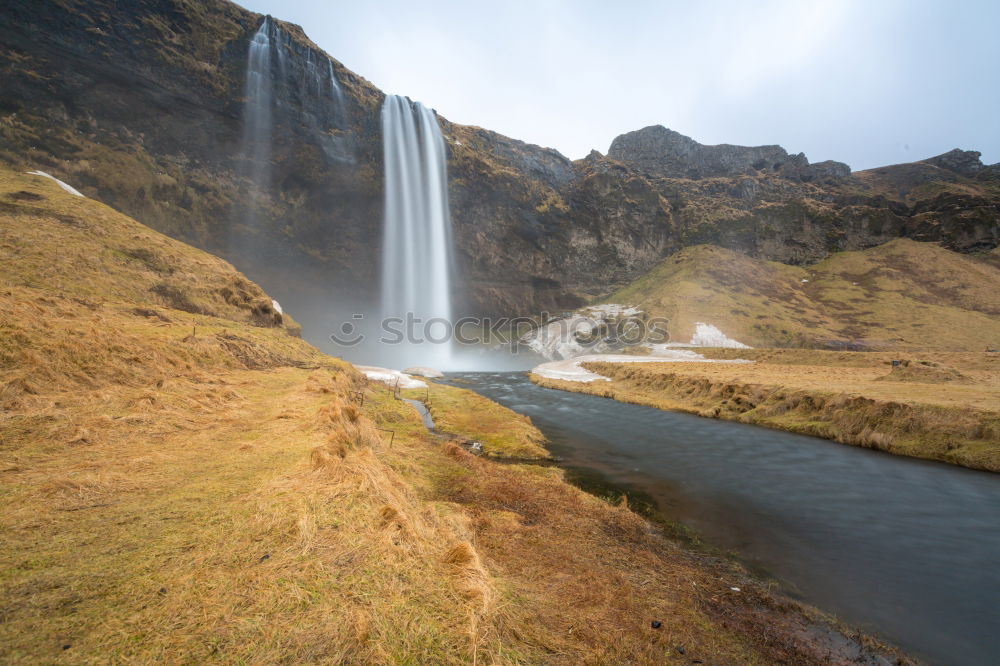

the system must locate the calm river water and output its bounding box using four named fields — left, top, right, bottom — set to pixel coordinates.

left=445, top=372, right=1000, bottom=666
